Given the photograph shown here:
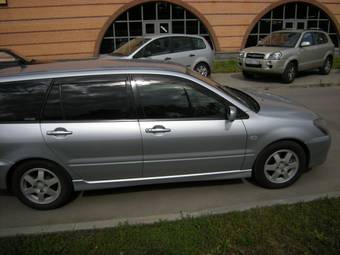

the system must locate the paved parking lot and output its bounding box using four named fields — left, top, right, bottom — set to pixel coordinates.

left=1, top=70, right=340, bottom=236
